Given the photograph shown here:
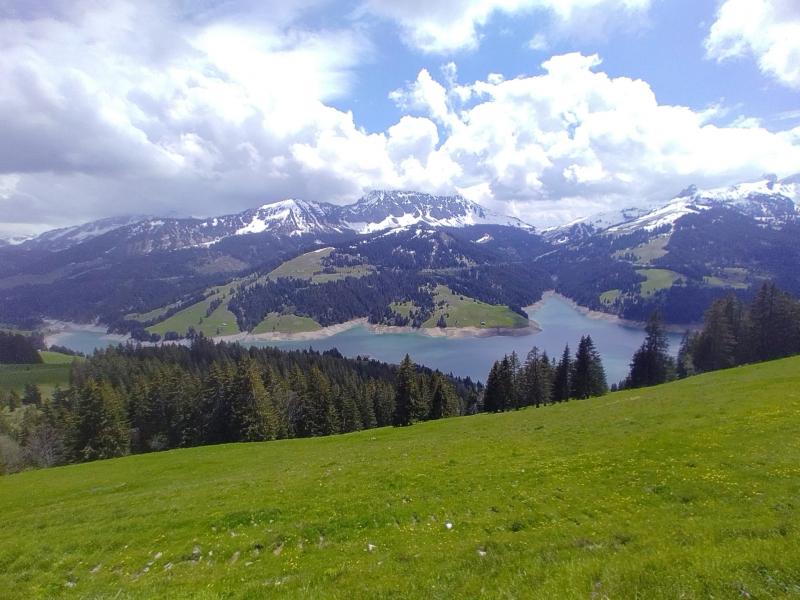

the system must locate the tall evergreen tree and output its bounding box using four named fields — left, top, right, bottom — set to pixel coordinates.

left=571, top=336, right=607, bottom=399
left=428, top=373, right=459, bottom=419
left=676, top=330, right=697, bottom=379
left=70, top=381, right=129, bottom=462
left=522, top=347, right=552, bottom=407
left=553, top=345, right=572, bottom=402
left=693, top=299, right=736, bottom=372
left=305, top=366, right=338, bottom=437
left=393, top=354, right=415, bottom=426
left=482, top=362, right=502, bottom=413
left=231, top=359, right=280, bottom=441
left=626, top=311, right=675, bottom=388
